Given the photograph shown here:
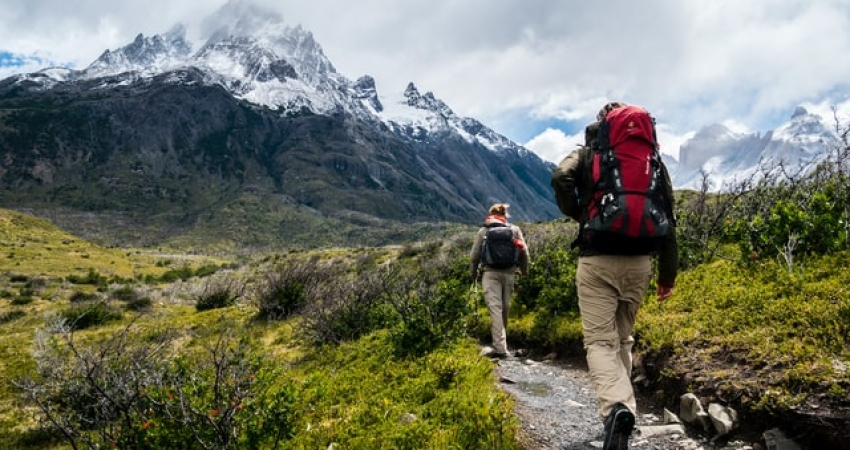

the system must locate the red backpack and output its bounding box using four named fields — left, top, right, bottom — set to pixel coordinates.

left=581, top=105, right=672, bottom=254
